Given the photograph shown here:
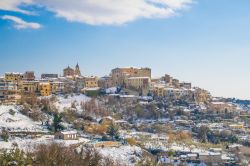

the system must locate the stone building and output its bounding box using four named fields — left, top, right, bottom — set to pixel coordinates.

left=111, top=67, right=151, bottom=87
left=63, top=66, right=75, bottom=77
left=23, top=71, right=35, bottom=81
left=21, top=81, right=39, bottom=94
left=63, top=63, right=82, bottom=78
left=172, top=79, right=180, bottom=88
left=180, top=82, right=192, bottom=89
left=162, top=74, right=173, bottom=85
left=41, top=73, right=58, bottom=79
left=98, top=76, right=113, bottom=88
left=127, top=77, right=151, bottom=95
